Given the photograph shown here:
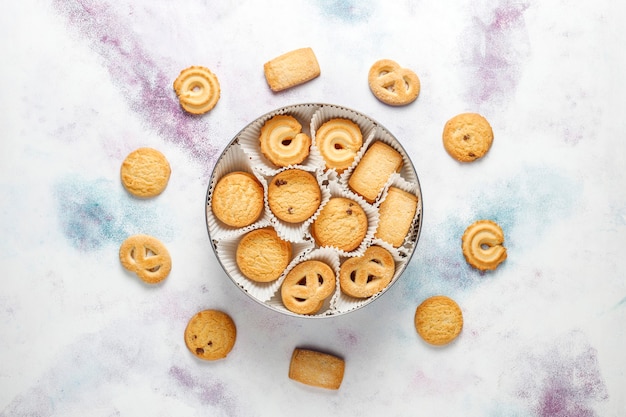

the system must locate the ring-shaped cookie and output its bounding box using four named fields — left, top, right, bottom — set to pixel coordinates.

left=281, top=260, right=336, bottom=315
left=461, top=220, right=507, bottom=271
left=315, top=118, right=363, bottom=173
left=259, top=115, right=311, bottom=167
left=368, top=59, right=420, bottom=106
left=339, top=246, right=395, bottom=298
left=173, top=66, right=220, bottom=115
